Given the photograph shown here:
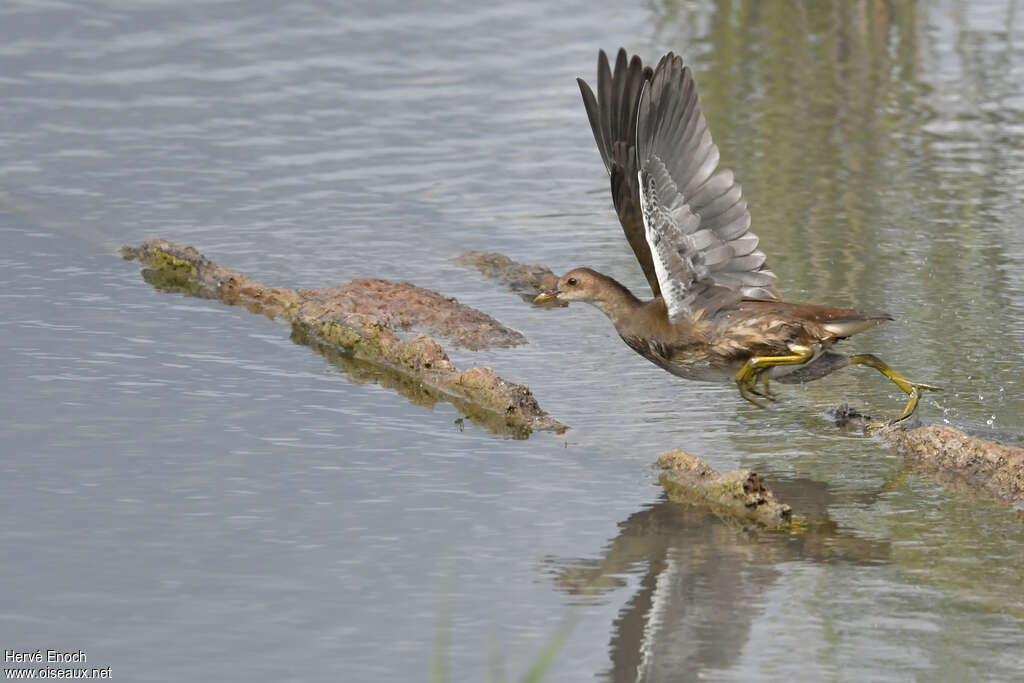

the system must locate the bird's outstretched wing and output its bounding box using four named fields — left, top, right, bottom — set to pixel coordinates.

left=577, top=49, right=660, bottom=297
left=636, top=52, right=779, bottom=321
